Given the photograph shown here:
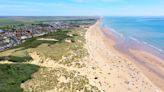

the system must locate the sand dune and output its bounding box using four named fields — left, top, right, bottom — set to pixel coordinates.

left=18, top=20, right=163, bottom=92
